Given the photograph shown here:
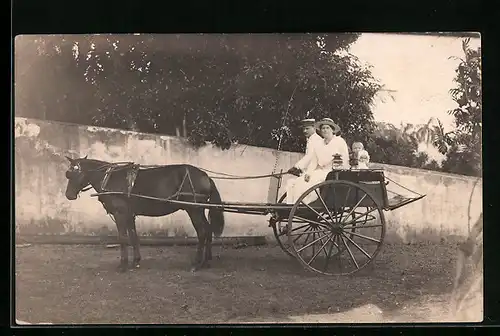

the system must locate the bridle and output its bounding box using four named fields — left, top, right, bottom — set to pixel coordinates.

left=66, top=160, right=135, bottom=197
left=65, top=161, right=93, bottom=196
